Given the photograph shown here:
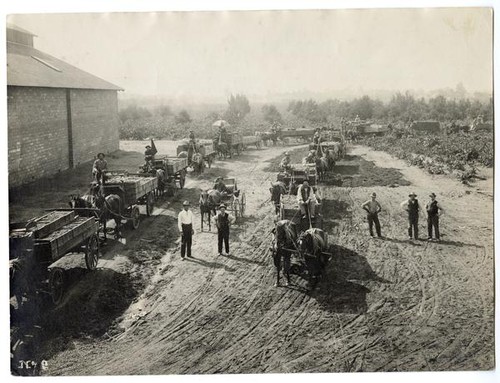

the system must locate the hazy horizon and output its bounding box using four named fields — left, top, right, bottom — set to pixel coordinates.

left=8, top=8, right=493, bottom=101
